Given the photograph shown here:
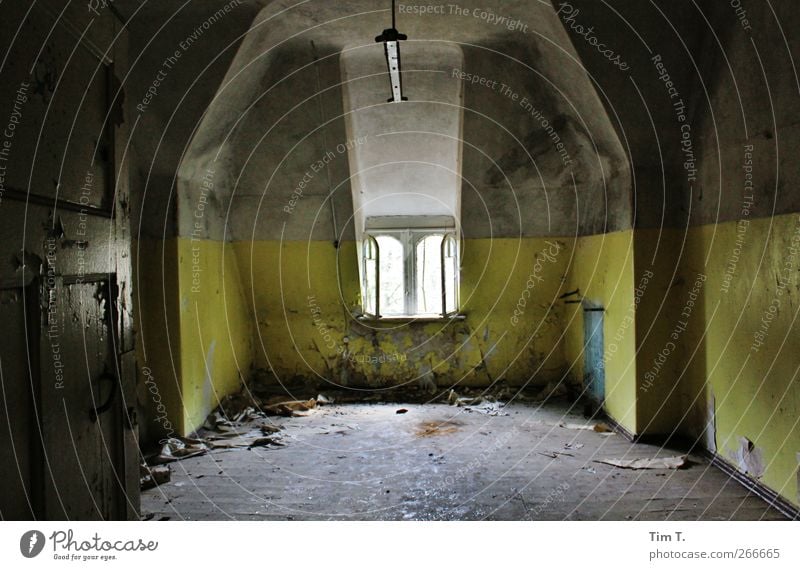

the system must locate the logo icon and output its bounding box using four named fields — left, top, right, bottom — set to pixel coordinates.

left=20, top=530, right=45, bottom=558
